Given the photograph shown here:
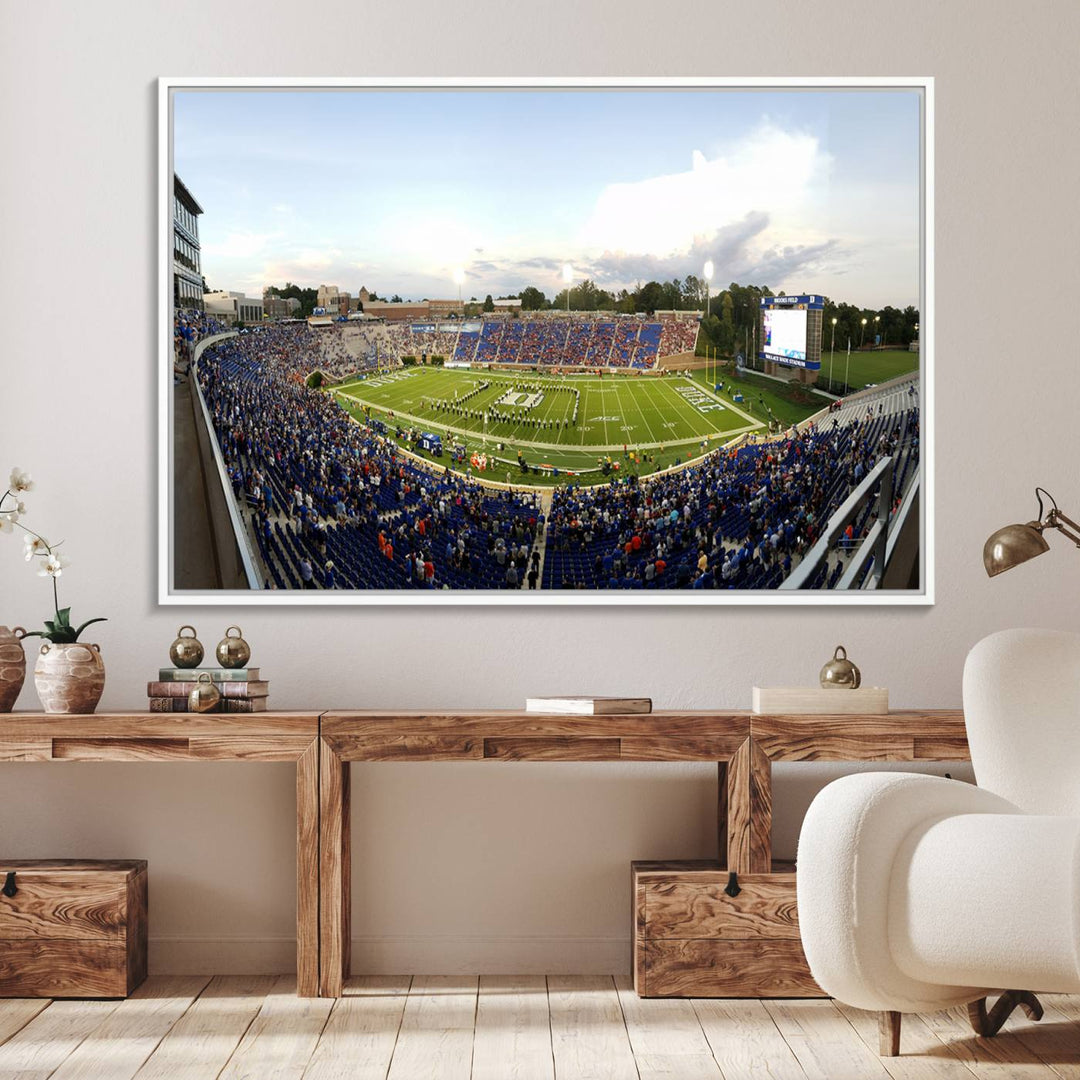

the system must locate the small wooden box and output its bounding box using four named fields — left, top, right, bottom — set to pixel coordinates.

left=0, top=859, right=148, bottom=998
left=632, top=860, right=822, bottom=998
